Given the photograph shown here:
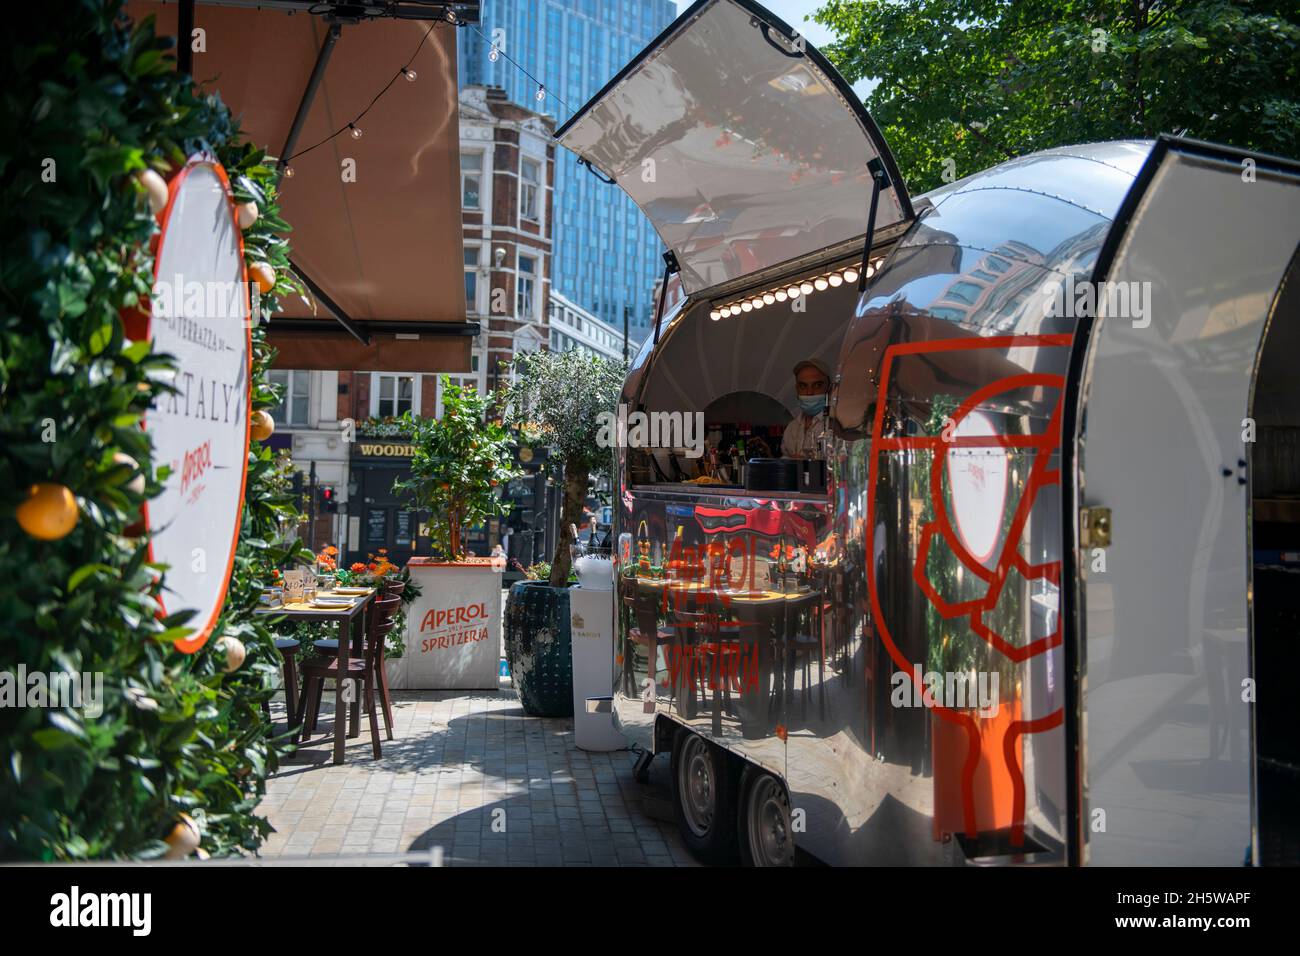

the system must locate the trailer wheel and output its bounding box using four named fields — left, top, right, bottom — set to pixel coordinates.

left=737, top=766, right=795, bottom=867
left=670, top=727, right=737, bottom=864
